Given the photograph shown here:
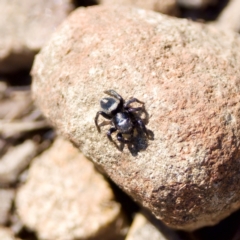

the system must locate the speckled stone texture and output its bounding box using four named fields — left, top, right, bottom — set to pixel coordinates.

left=32, top=6, right=240, bottom=230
